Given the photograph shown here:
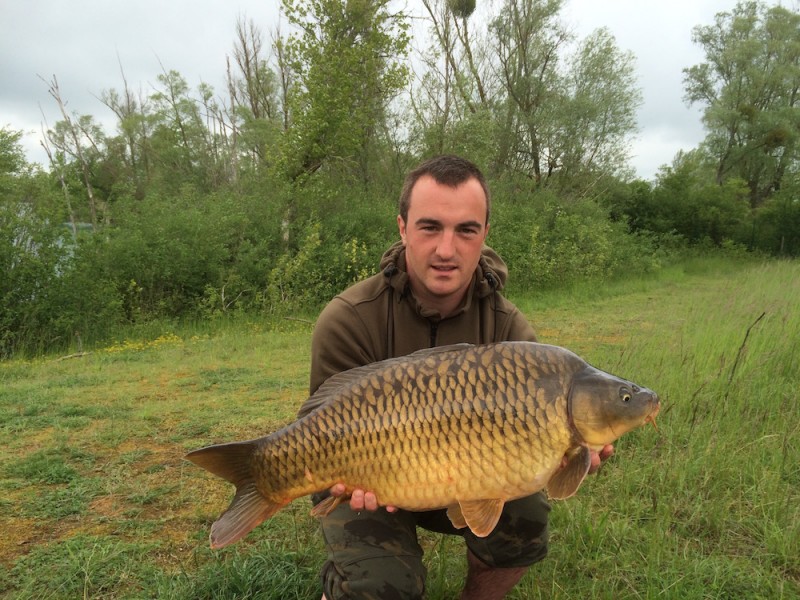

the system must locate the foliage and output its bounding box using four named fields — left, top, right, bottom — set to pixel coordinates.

left=2, top=3, right=800, bottom=356
left=683, top=0, right=800, bottom=207
left=602, top=152, right=753, bottom=247
left=494, top=0, right=640, bottom=186
left=264, top=181, right=397, bottom=310
left=750, top=179, right=800, bottom=255
left=282, top=0, right=411, bottom=181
